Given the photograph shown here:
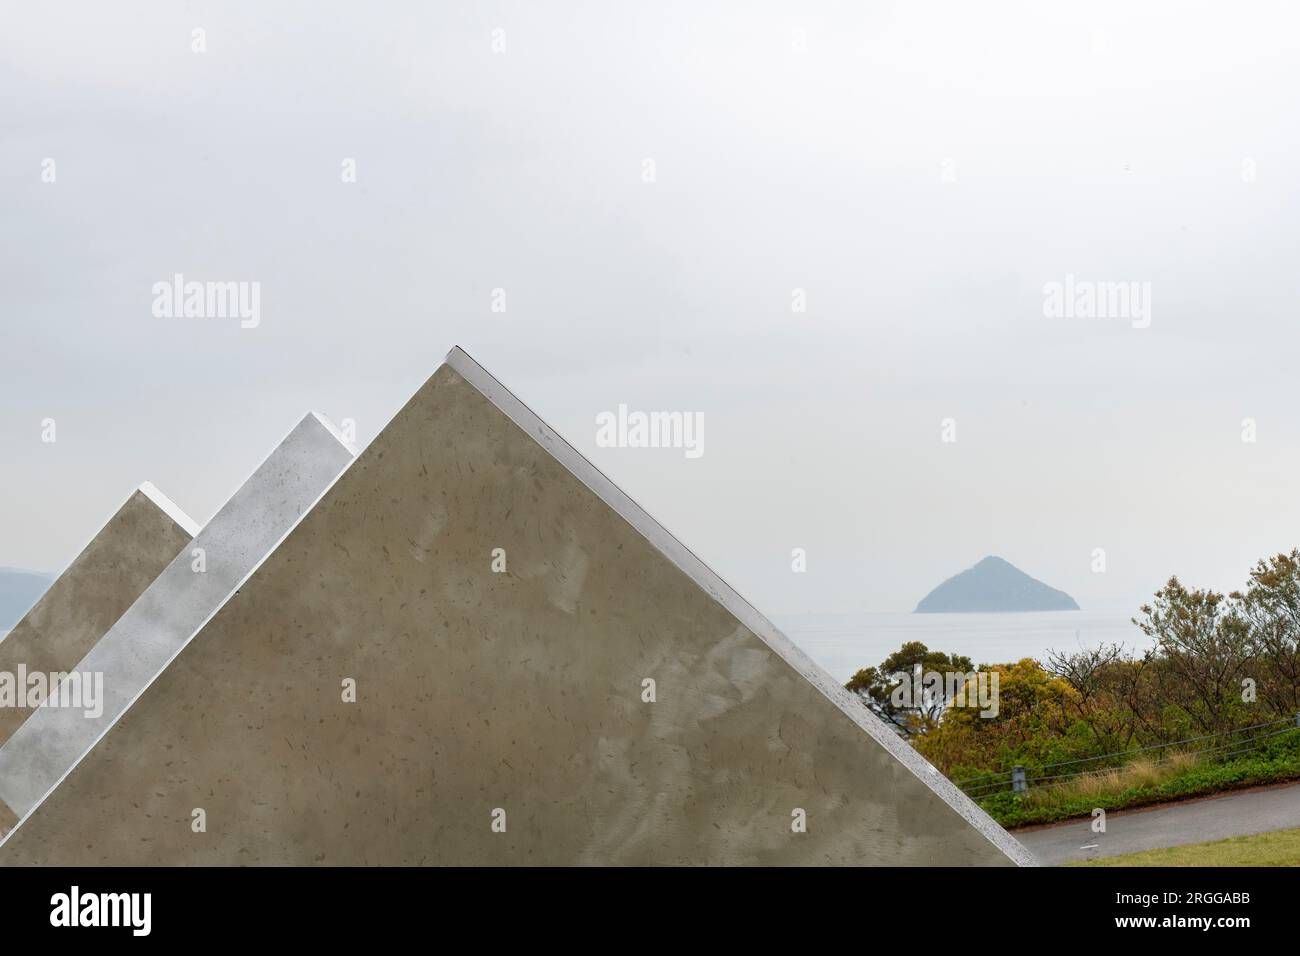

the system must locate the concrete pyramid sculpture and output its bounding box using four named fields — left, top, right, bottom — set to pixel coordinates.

left=0, top=349, right=1033, bottom=865
left=0, top=413, right=354, bottom=832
